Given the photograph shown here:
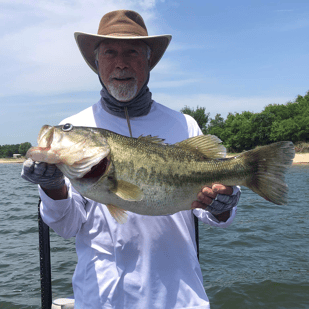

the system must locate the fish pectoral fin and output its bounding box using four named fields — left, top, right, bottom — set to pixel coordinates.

left=111, top=180, right=144, bottom=201
left=175, top=135, right=226, bottom=159
left=106, top=204, right=128, bottom=224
